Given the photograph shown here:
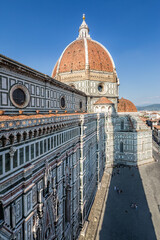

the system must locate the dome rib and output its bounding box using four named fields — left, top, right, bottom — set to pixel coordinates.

left=84, top=38, right=89, bottom=68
